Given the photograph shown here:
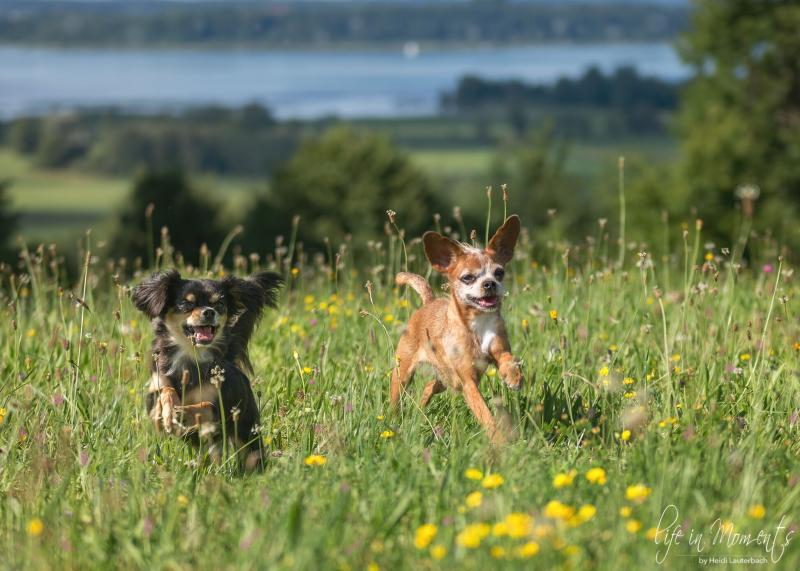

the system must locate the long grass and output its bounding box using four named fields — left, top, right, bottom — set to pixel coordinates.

left=0, top=205, right=798, bottom=570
